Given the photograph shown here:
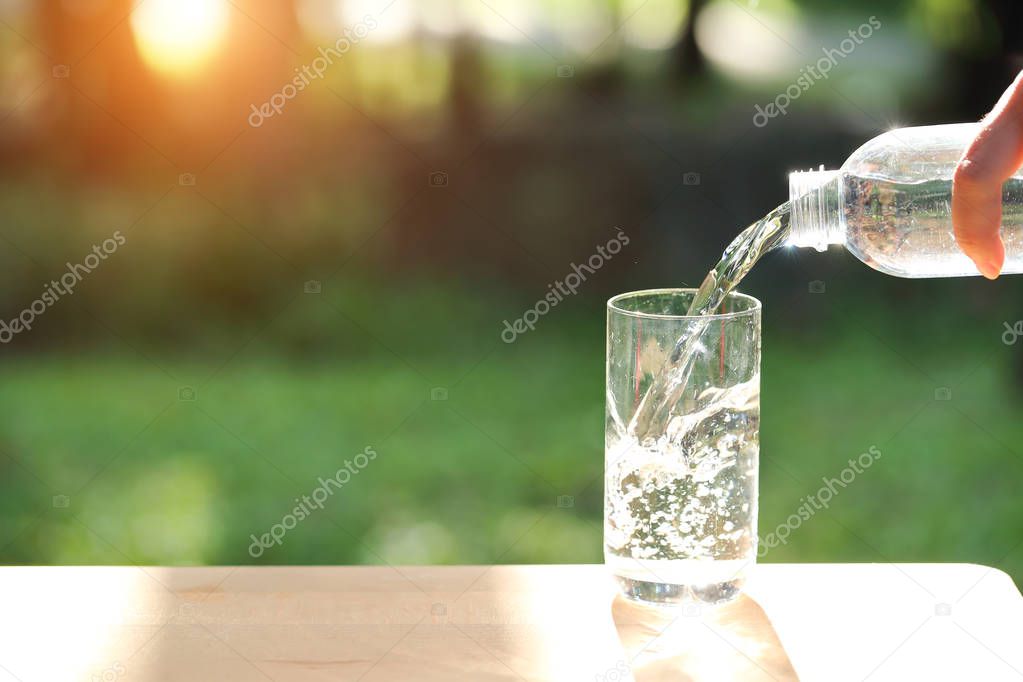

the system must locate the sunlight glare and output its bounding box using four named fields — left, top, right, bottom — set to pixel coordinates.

left=0, top=568, right=136, bottom=679
left=695, top=0, right=804, bottom=81
left=338, top=0, right=413, bottom=43
left=623, top=0, right=687, bottom=50
left=131, top=0, right=230, bottom=77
